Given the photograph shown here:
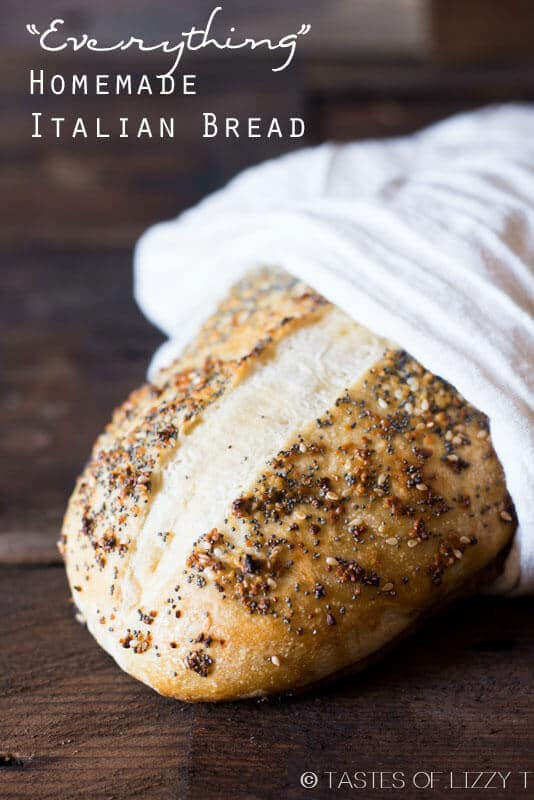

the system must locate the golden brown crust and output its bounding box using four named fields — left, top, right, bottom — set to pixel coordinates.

left=61, top=269, right=515, bottom=701
left=60, top=269, right=326, bottom=572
